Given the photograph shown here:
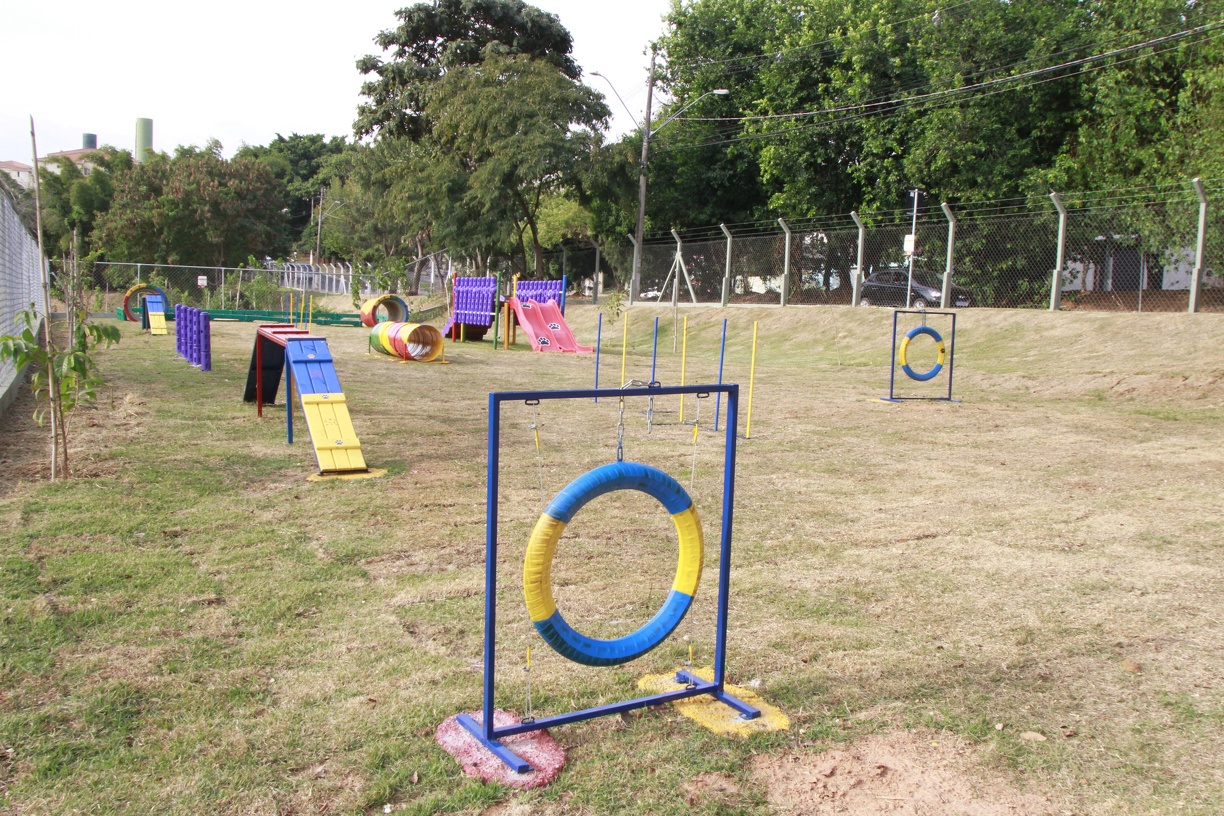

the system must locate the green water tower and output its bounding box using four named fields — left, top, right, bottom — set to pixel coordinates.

left=135, top=118, right=153, bottom=162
